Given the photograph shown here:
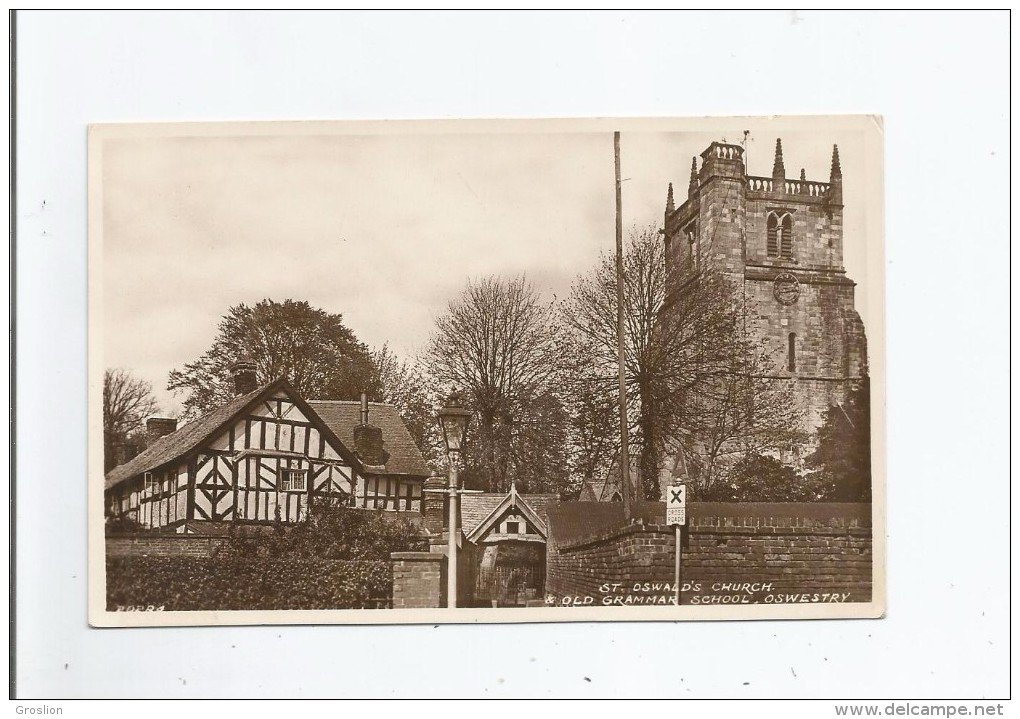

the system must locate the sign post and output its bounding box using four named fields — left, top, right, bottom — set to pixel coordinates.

left=666, top=484, right=687, bottom=606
